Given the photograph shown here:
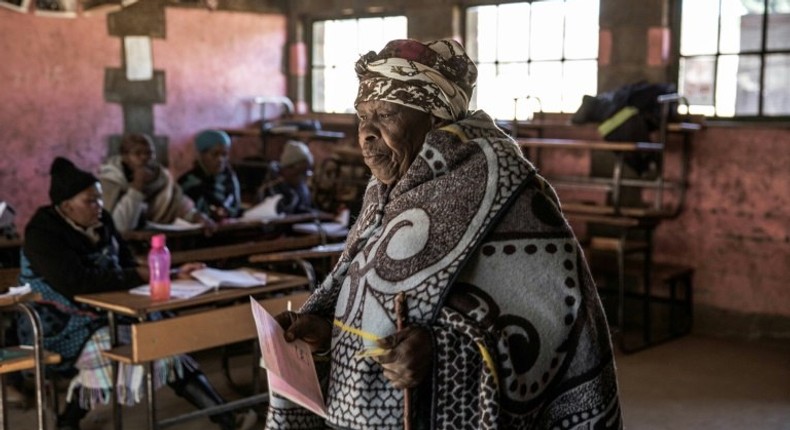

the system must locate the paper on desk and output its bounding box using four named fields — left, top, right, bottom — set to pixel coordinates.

left=145, top=218, right=202, bottom=231
left=0, top=283, right=32, bottom=297
left=129, top=279, right=213, bottom=299
left=250, top=297, right=327, bottom=418
left=291, top=222, right=349, bottom=238
left=191, top=268, right=265, bottom=289
left=241, top=195, right=283, bottom=221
